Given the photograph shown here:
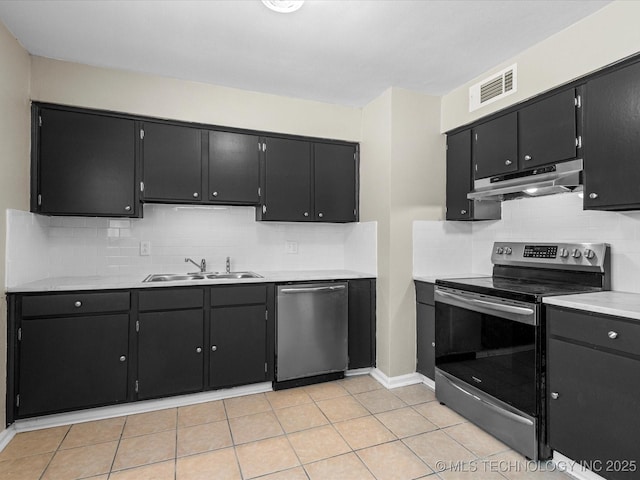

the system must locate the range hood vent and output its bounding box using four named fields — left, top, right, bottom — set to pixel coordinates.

left=469, top=64, right=517, bottom=112
left=467, top=159, right=583, bottom=202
